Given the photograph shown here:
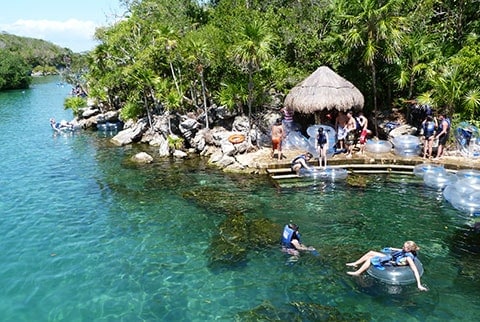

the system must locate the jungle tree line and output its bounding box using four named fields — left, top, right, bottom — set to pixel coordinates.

left=82, top=0, right=480, bottom=127
left=0, top=33, right=75, bottom=90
